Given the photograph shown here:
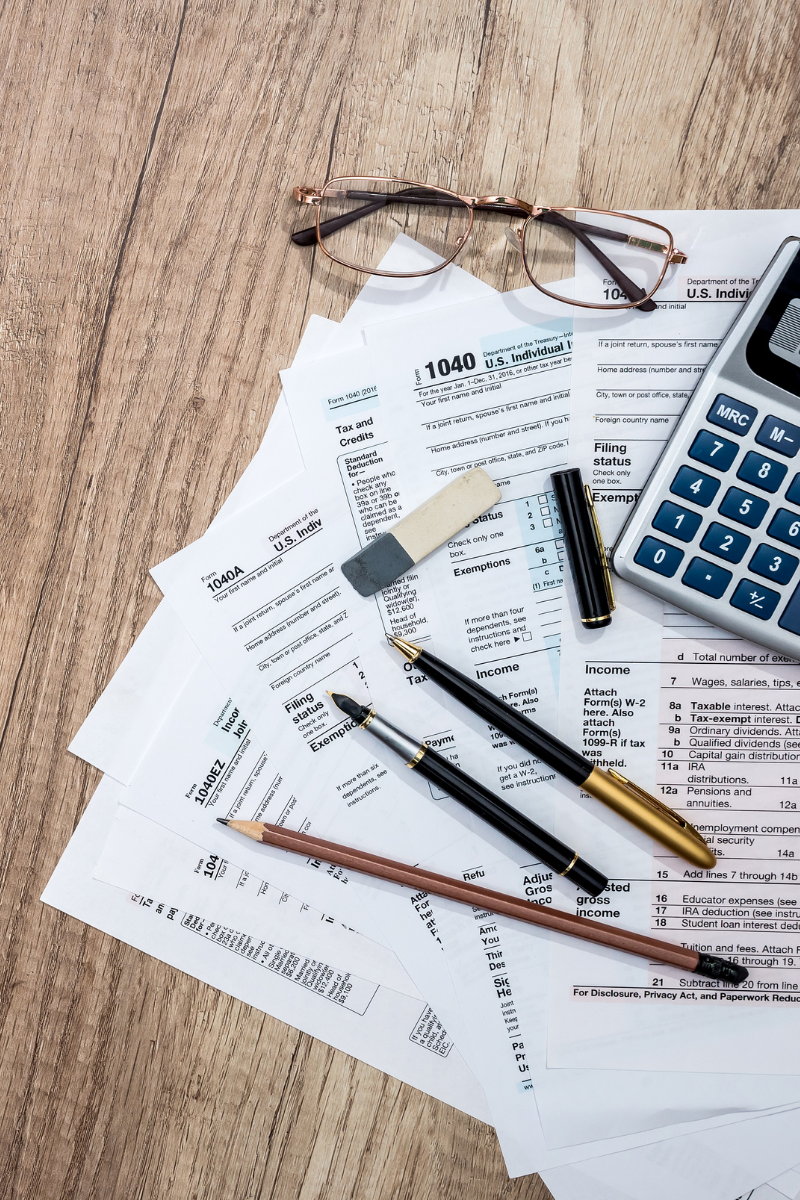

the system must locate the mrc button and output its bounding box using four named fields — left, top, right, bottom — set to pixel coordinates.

left=707, top=394, right=757, bottom=435
left=755, top=414, right=800, bottom=457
